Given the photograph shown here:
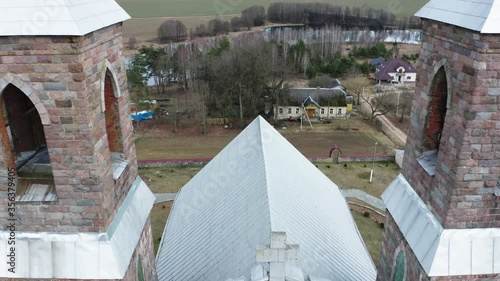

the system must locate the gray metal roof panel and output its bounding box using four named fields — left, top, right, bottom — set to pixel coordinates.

left=415, top=0, right=500, bottom=33
left=156, top=116, right=376, bottom=281
left=0, top=0, right=130, bottom=36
